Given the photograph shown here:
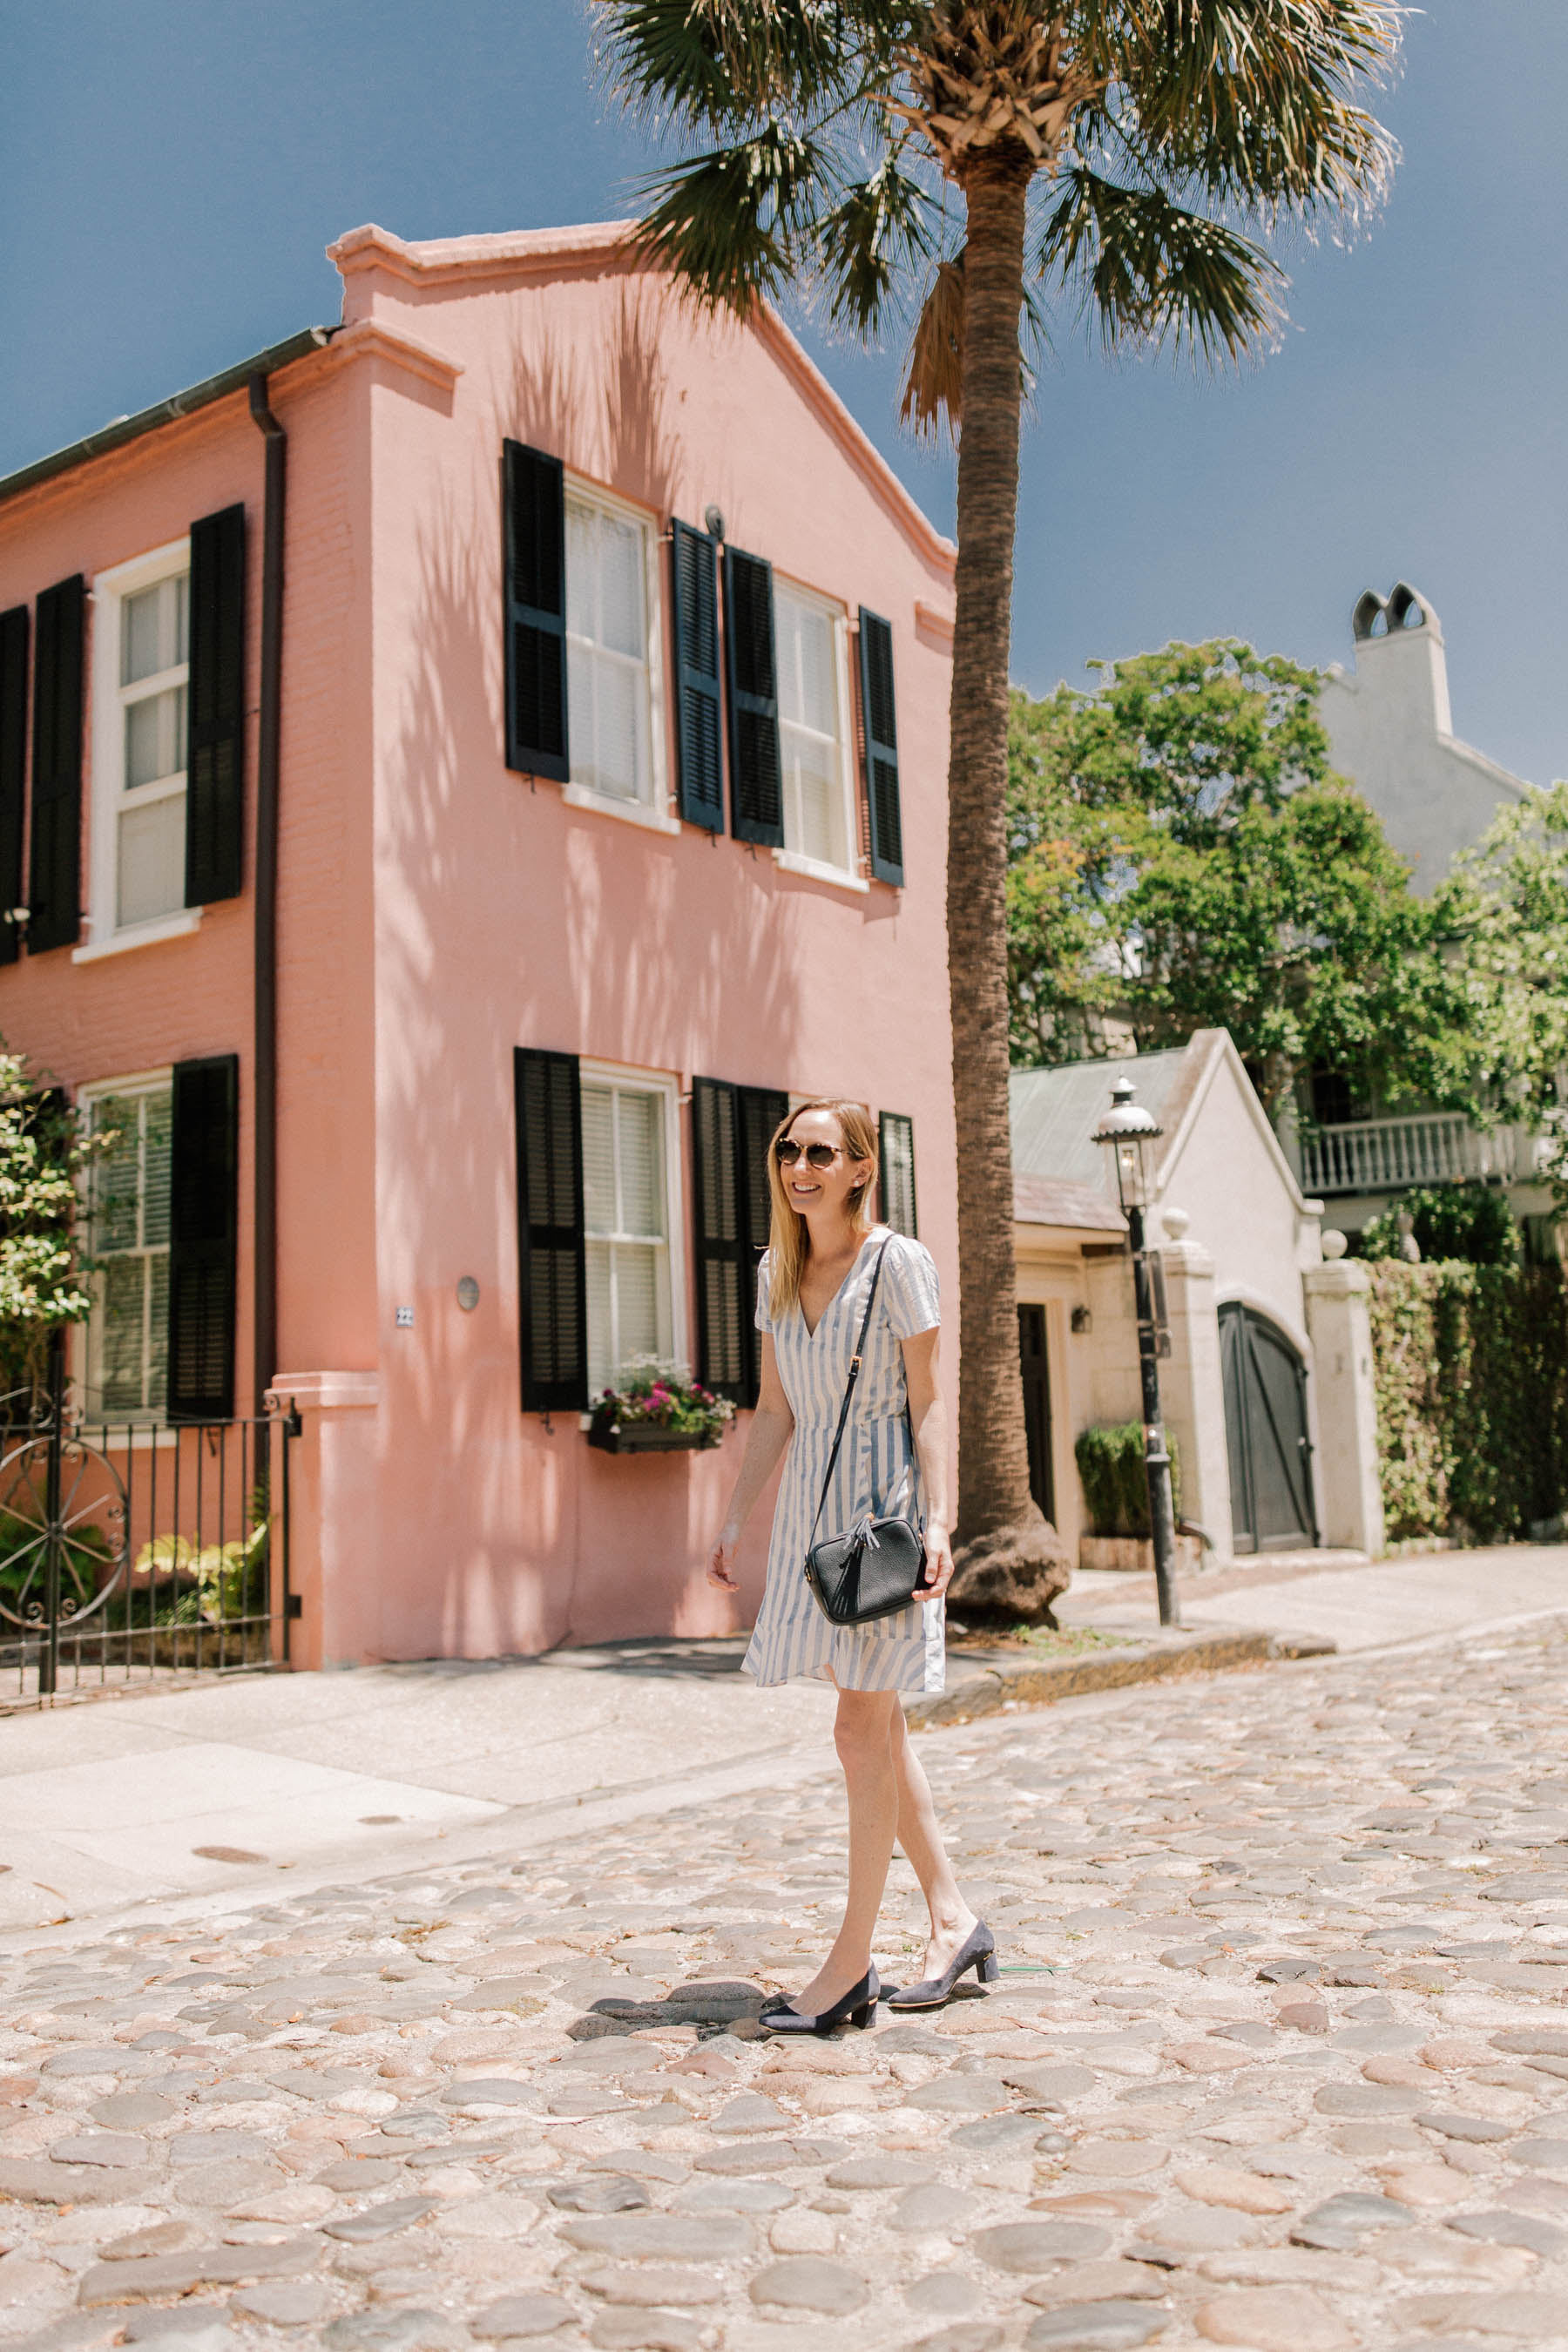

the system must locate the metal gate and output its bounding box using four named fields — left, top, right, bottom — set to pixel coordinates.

left=1017, top=1303, right=1055, bottom=1525
left=1220, top=1301, right=1317, bottom=1553
left=0, top=1341, right=298, bottom=1707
